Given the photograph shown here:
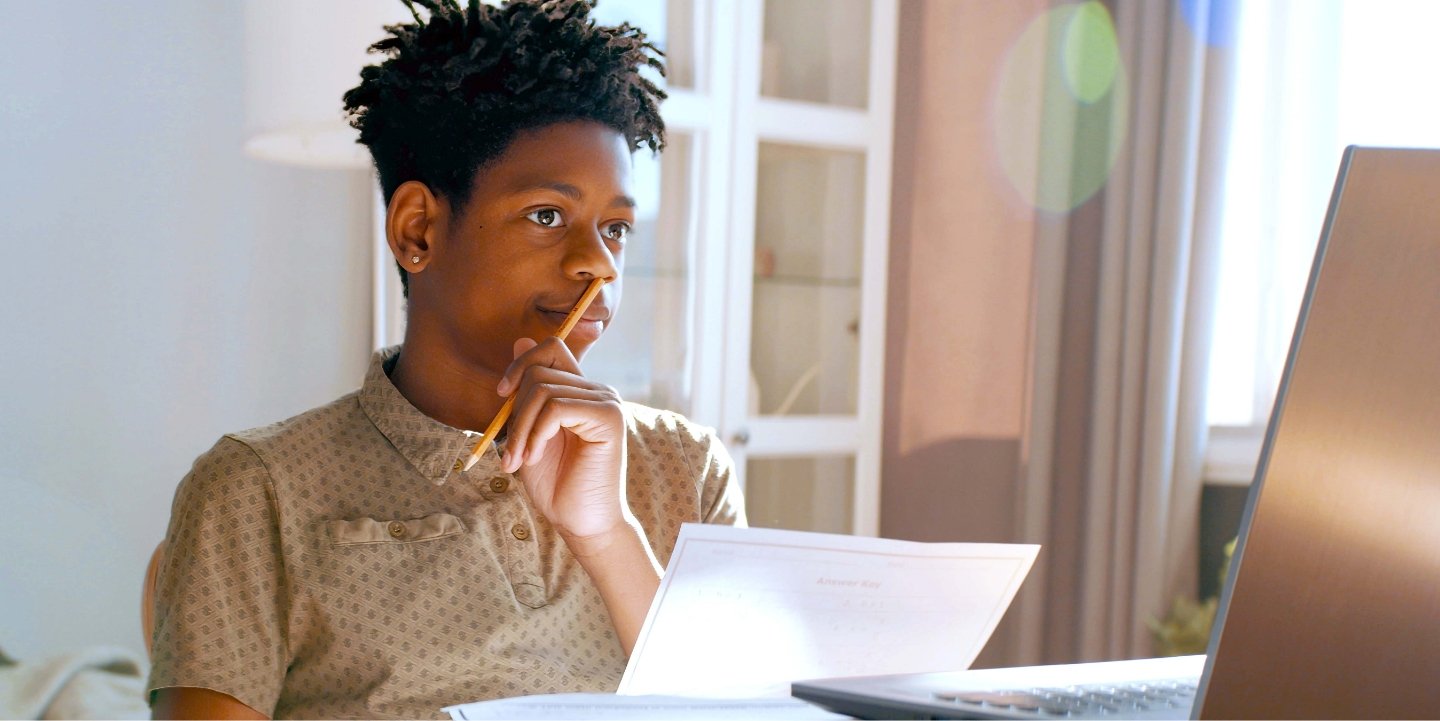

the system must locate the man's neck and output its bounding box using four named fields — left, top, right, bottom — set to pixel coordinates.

left=388, top=322, right=508, bottom=433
